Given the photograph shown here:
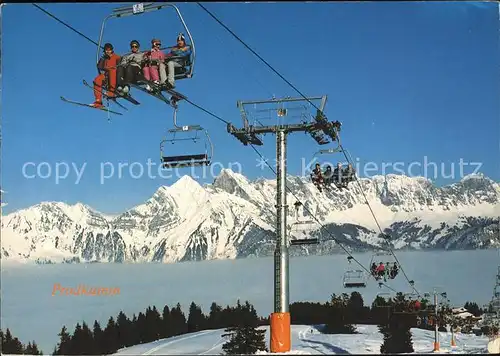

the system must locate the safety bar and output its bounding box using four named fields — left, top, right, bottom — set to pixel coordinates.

left=159, top=128, right=214, bottom=167
left=162, top=153, right=207, bottom=162
left=162, top=160, right=210, bottom=168
left=97, top=2, right=195, bottom=79
left=290, top=238, right=319, bottom=246
left=344, top=282, right=367, bottom=288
